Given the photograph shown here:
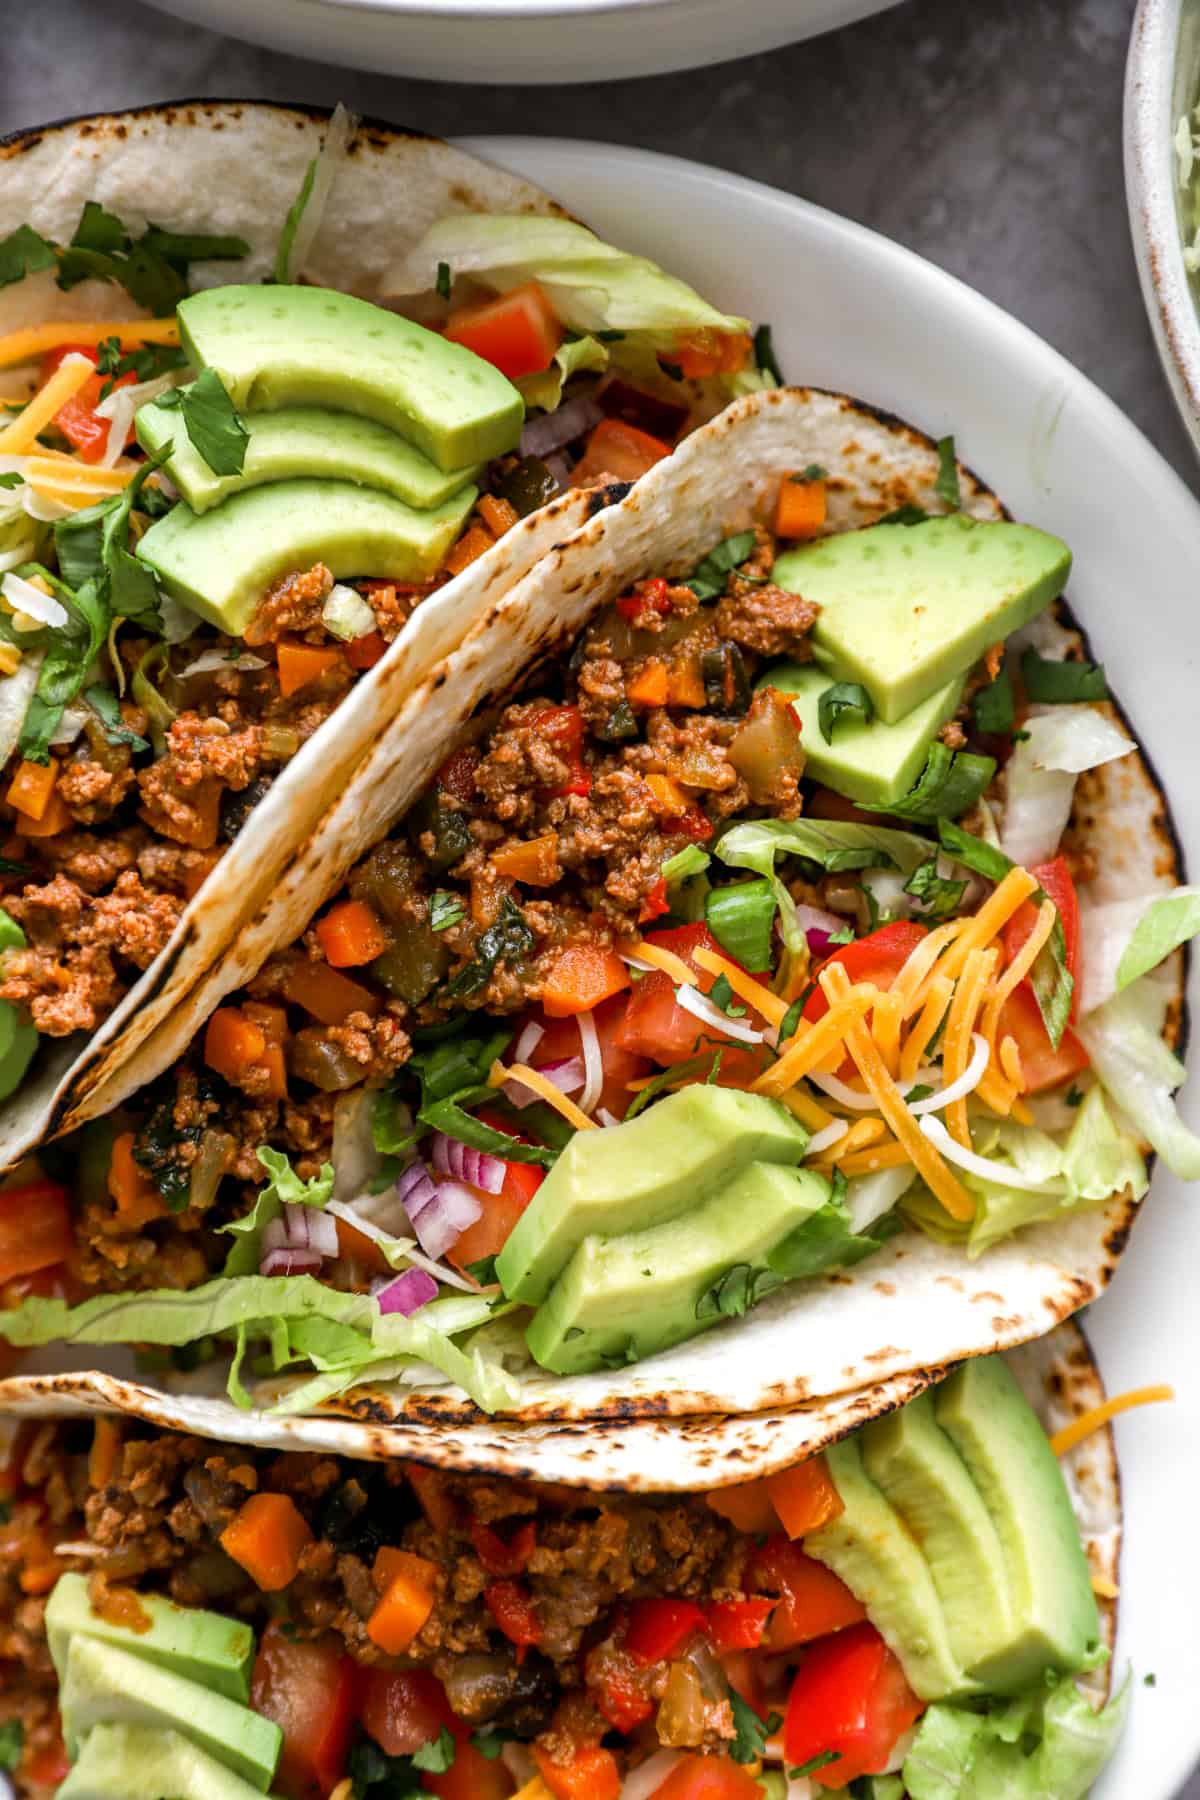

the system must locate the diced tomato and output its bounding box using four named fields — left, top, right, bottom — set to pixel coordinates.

left=745, top=1536, right=867, bottom=1652
left=639, top=876, right=670, bottom=924
left=533, top=1744, right=621, bottom=1800
left=624, top=1597, right=706, bottom=1664
left=529, top=704, right=590, bottom=797
left=437, top=746, right=481, bottom=806
left=447, top=1159, right=543, bottom=1276
left=23, top=1728, right=70, bottom=1789
left=40, top=344, right=137, bottom=463
left=617, top=577, right=673, bottom=621
left=649, top=1755, right=763, bottom=1800
left=996, top=979, right=1091, bottom=1094
left=783, top=1621, right=923, bottom=1788
left=359, top=1667, right=451, bottom=1756
left=613, top=923, right=766, bottom=1083
left=251, top=1624, right=359, bottom=1800
left=529, top=992, right=650, bottom=1120
left=425, top=1733, right=515, bottom=1800
left=1003, top=856, right=1081, bottom=1021
left=470, top=1517, right=536, bottom=1576
left=485, top=1578, right=541, bottom=1650
left=0, top=1181, right=73, bottom=1286
left=803, top=921, right=928, bottom=1024
left=573, top=418, right=673, bottom=486
left=346, top=629, right=387, bottom=671
left=445, top=282, right=562, bottom=380
left=669, top=329, right=753, bottom=381
left=705, top=1596, right=775, bottom=1652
